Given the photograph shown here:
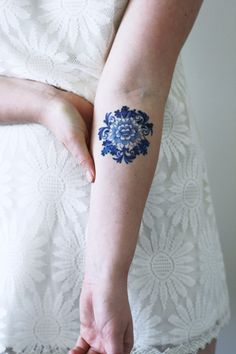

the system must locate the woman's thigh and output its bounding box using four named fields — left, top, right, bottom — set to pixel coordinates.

left=196, top=338, right=217, bottom=354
